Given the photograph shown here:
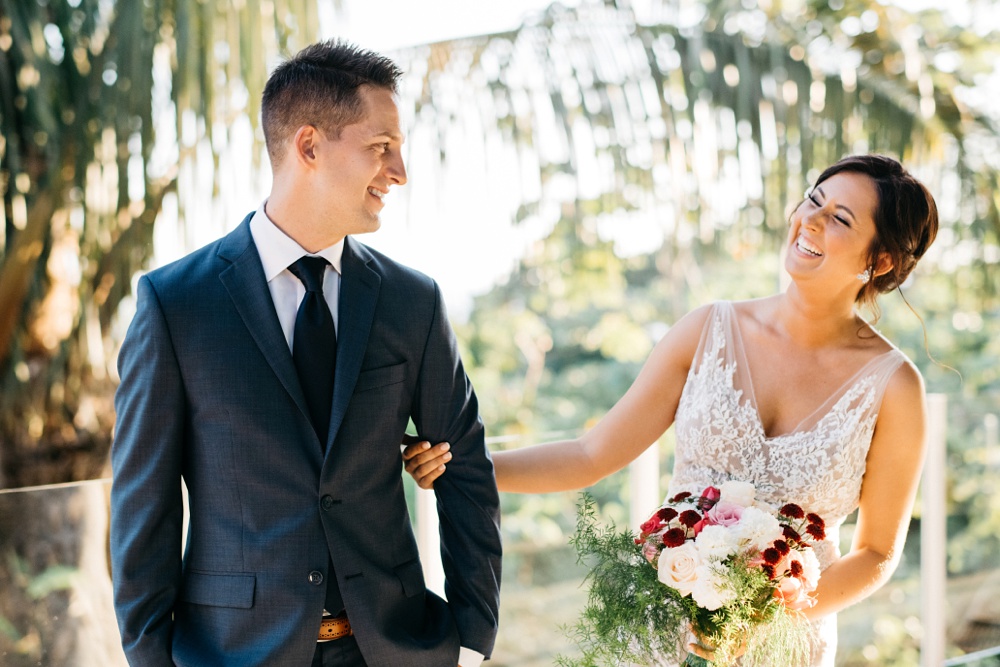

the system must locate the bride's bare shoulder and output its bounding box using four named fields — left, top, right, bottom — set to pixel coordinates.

left=729, top=296, right=780, bottom=332
left=648, top=302, right=719, bottom=370
left=668, top=302, right=720, bottom=339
